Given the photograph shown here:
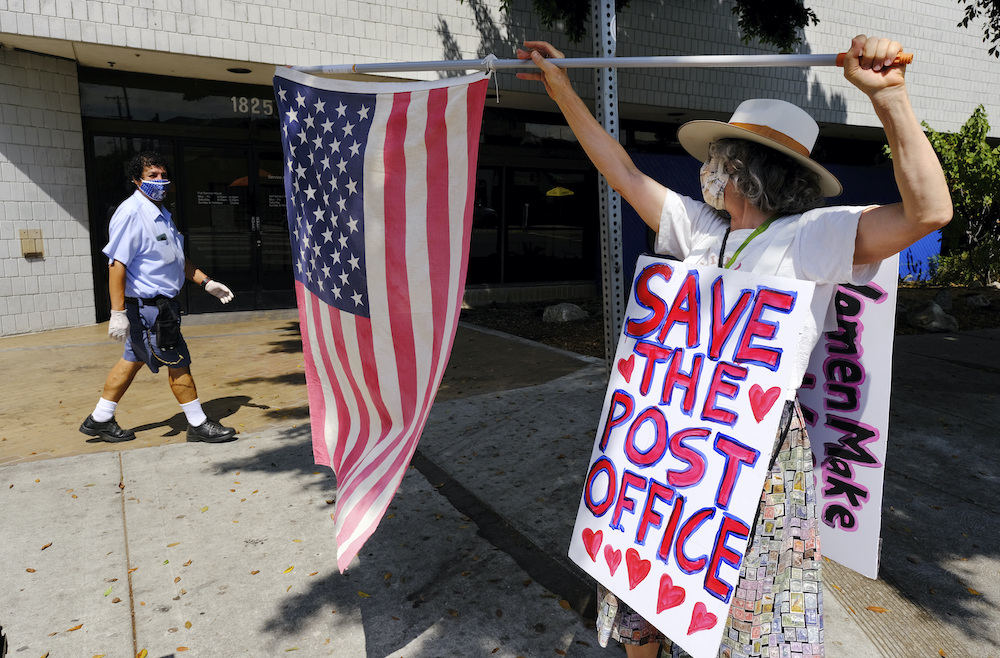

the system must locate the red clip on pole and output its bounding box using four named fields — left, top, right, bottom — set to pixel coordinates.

left=836, top=52, right=913, bottom=67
